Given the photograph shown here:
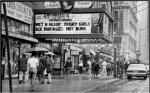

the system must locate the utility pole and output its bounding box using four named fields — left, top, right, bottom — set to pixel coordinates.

left=0, top=1, right=2, bottom=93
left=3, top=3, right=13, bottom=92
left=136, top=29, right=143, bottom=63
